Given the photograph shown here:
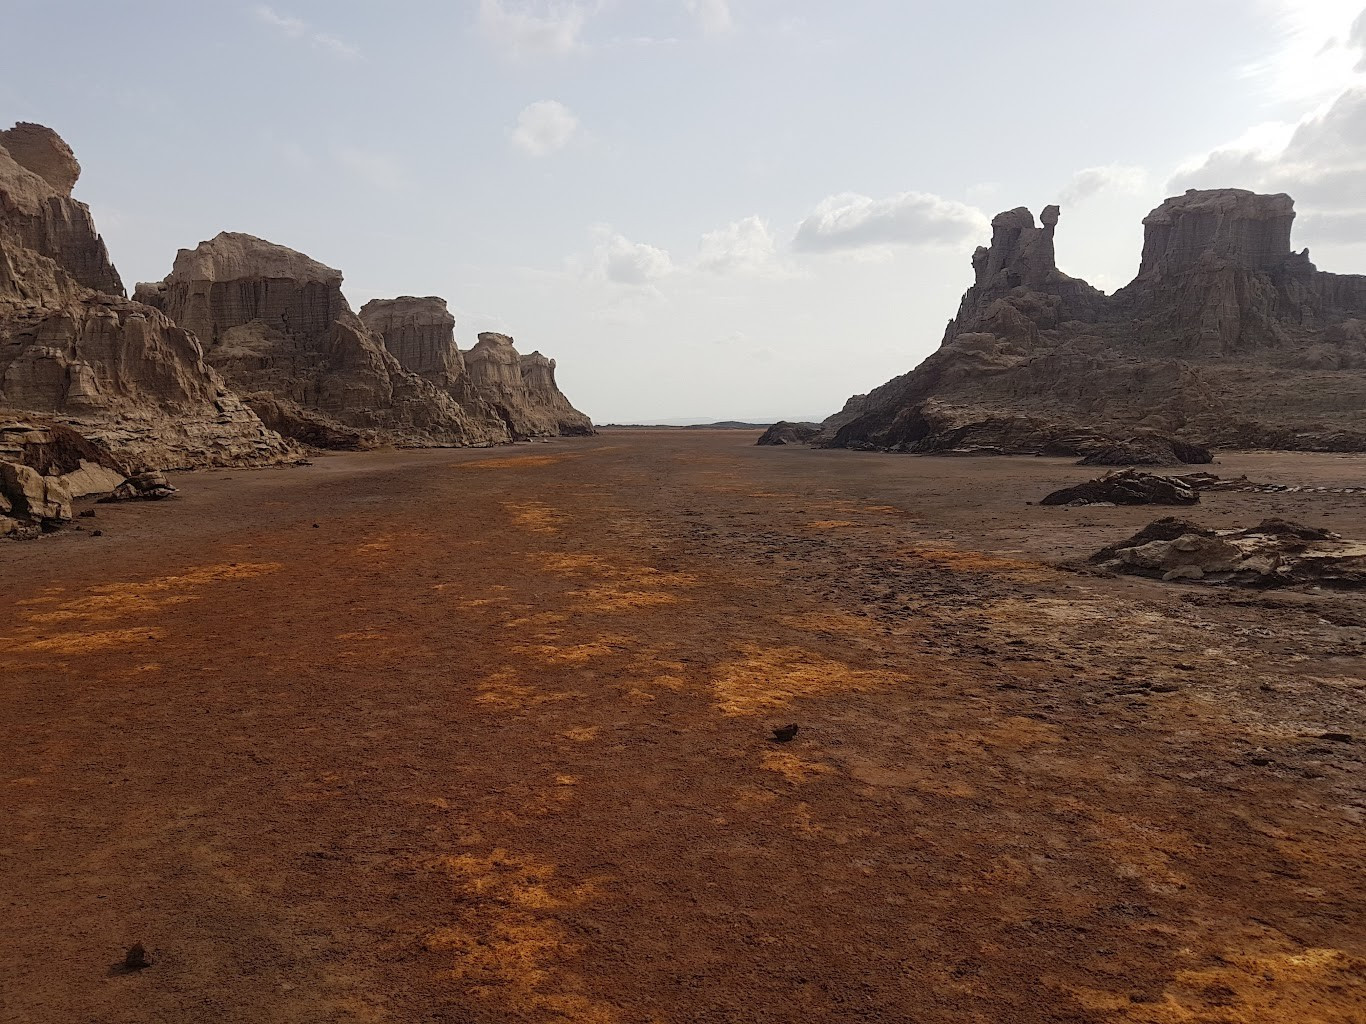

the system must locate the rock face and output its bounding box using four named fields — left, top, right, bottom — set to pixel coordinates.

left=358, top=299, right=592, bottom=441
left=0, top=123, right=296, bottom=469
left=819, top=189, right=1366, bottom=453
left=358, top=296, right=466, bottom=385
left=466, top=333, right=593, bottom=439
left=138, top=236, right=509, bottom=448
